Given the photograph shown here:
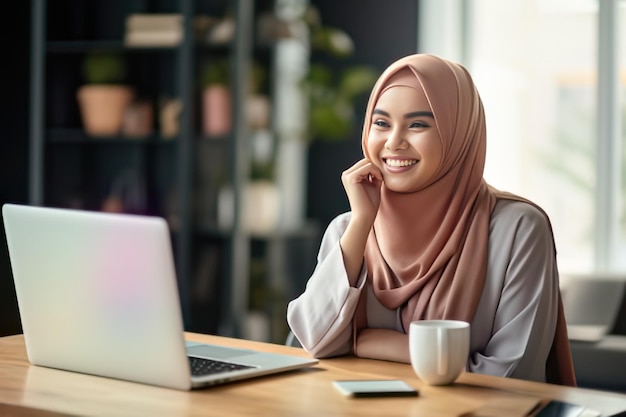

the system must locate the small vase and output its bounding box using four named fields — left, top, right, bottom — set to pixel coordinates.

left=77, top=85, right=134, bottom=136
left=217, top=181, right=280, bottom=235
left=121, top=100, right=153, bottom=138
left=202, top=86, right=231, bottom=136
left=246, top=94, right=270, bottom=129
